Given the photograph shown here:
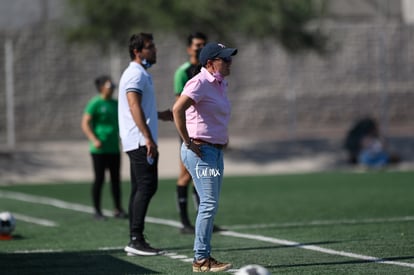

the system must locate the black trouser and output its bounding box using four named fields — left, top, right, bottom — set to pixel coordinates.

left=91, top=153, right=121, bottom=214
left=127, top=146, right=158, bottom=239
